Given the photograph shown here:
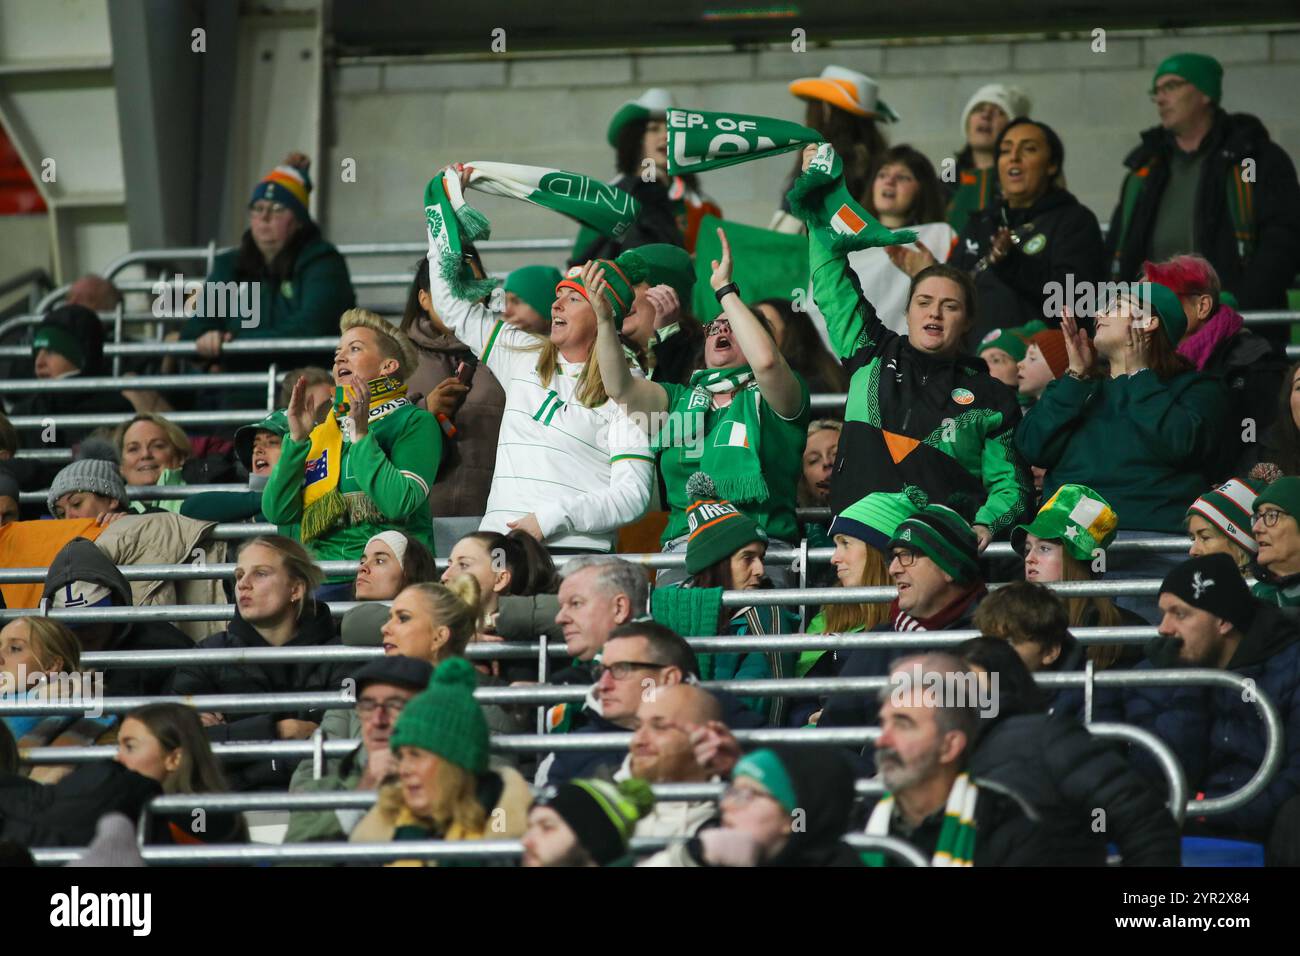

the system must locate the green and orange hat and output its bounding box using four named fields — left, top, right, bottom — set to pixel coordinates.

left=249, top=161, right=312, bottom=224
left=557, top=259, right=638, bottom=321
left=1012, top=483, right=1118, bottom=563
left=684, top=471, right=768, bottom=576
